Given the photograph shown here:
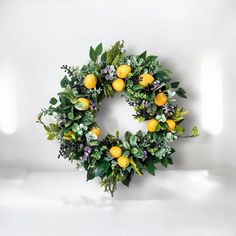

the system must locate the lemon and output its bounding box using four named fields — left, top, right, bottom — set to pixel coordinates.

left=91, top=127, right=101, bottom=138
left=139, top=73, right=154, bottom=87
left=112, top=78, right=125, bottom=92
left=76, top=97, right=90, bottom=110
left=83, top=74, right=97, bottom=89
left=166, top=119, right=176, bottom=131
left=116, top=65, right=131, bottom=79
left=147, top=119, right=159, bottom=132
left=154, top=92, right=168, bottom=106
left=109, top=146, right=122, bottom=158
left=63, top=131, right=74, bottom=140
left=117, top=156, right=130, bottom=168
